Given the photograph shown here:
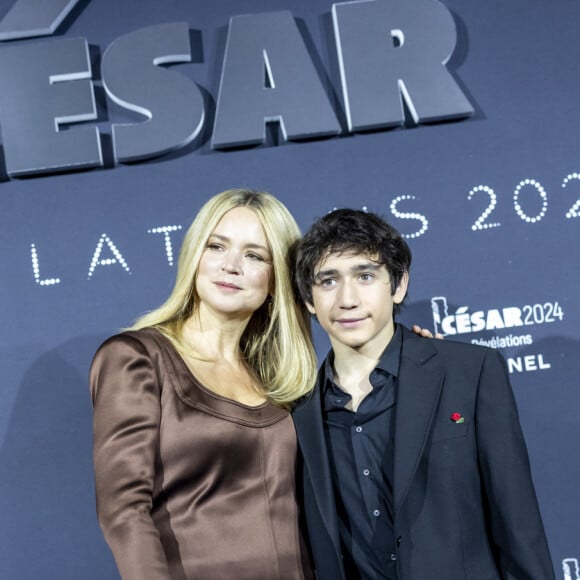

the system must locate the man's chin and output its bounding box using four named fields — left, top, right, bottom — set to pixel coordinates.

left=331, top=335, right=367, bottom=350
